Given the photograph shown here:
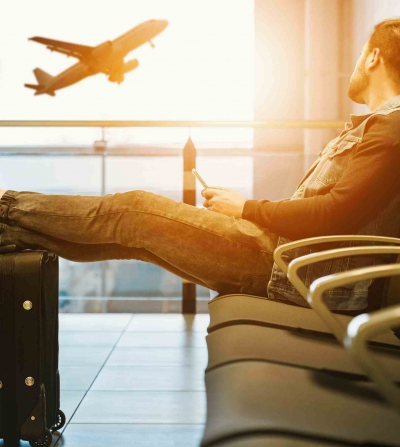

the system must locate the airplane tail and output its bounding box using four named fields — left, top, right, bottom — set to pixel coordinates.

left=25, top=68, right=56, bottom=96
left=33, top=68, right=54, bottom=85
